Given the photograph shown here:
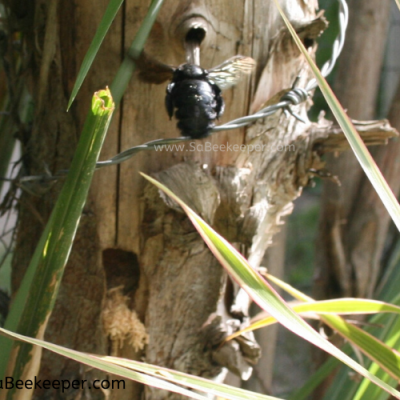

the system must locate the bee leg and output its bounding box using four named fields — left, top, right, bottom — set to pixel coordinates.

left=216, top=96, right=225, bottom=118
left=165, top=84, right=174, bottom=119
left=212, top=84, right=225, bottom=118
